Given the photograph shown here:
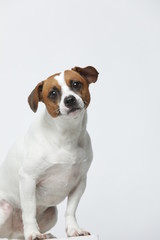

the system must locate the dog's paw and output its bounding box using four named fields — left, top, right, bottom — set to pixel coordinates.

left=29, top=232, right=55, bottom=240
left=66, top=227, right=91, bottom=237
